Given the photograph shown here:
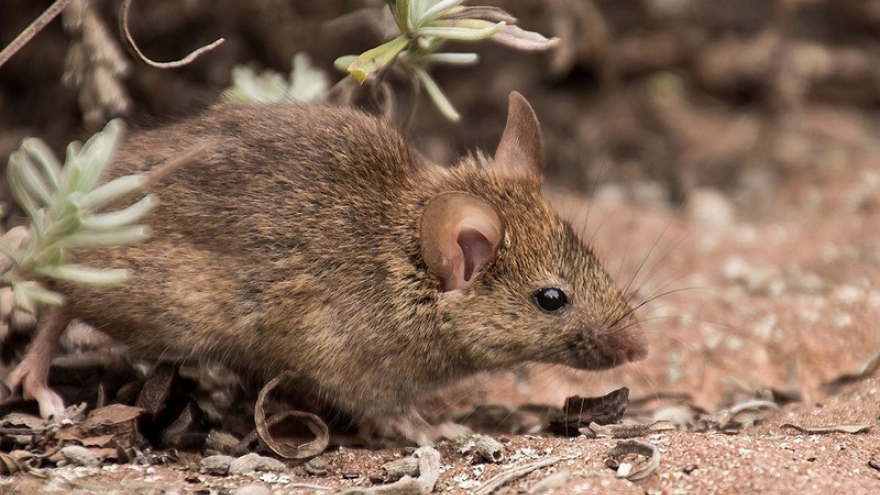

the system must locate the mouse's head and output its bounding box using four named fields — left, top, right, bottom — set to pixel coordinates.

left=419, top=92, right=647, bottom=373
